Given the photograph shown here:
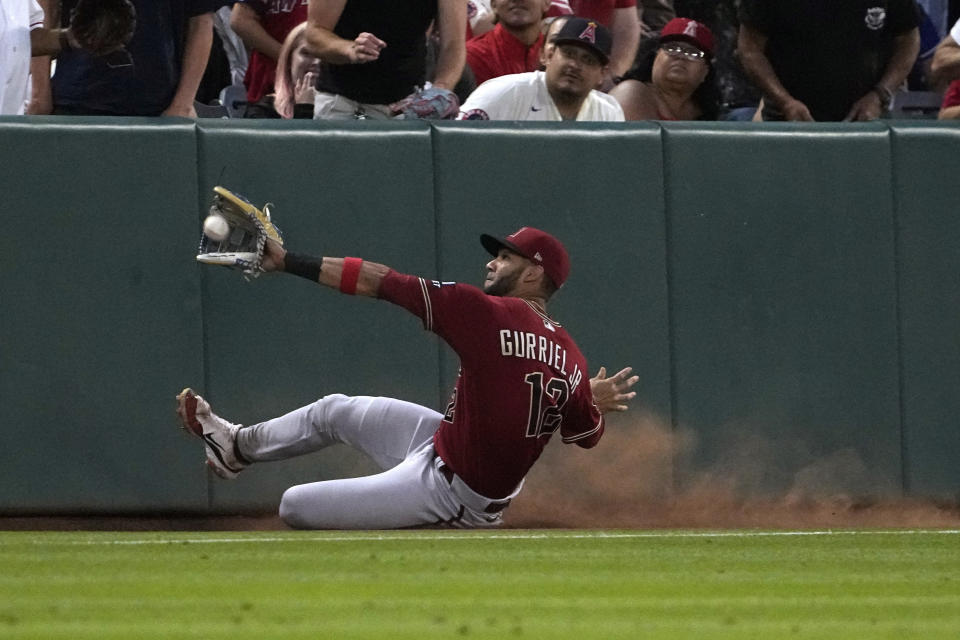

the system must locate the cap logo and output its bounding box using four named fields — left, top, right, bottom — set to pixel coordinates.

left=534, top=251, right=543, bottom=262
left=579, top=21, right=597, bottom=44
left=683, top=21, right=698, bottom=37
